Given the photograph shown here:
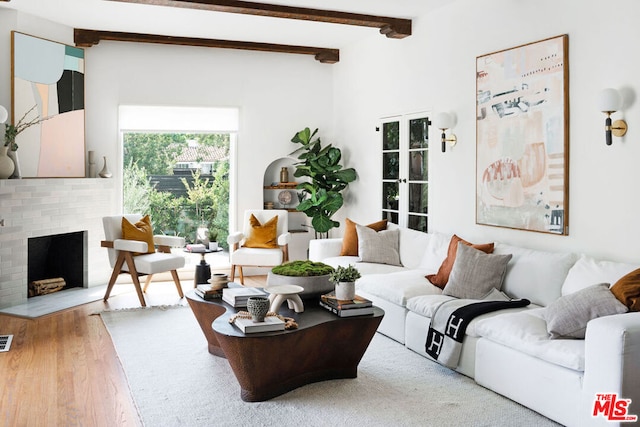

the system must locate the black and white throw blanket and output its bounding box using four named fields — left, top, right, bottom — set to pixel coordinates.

left=425, top=298, right=530, bottom=369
